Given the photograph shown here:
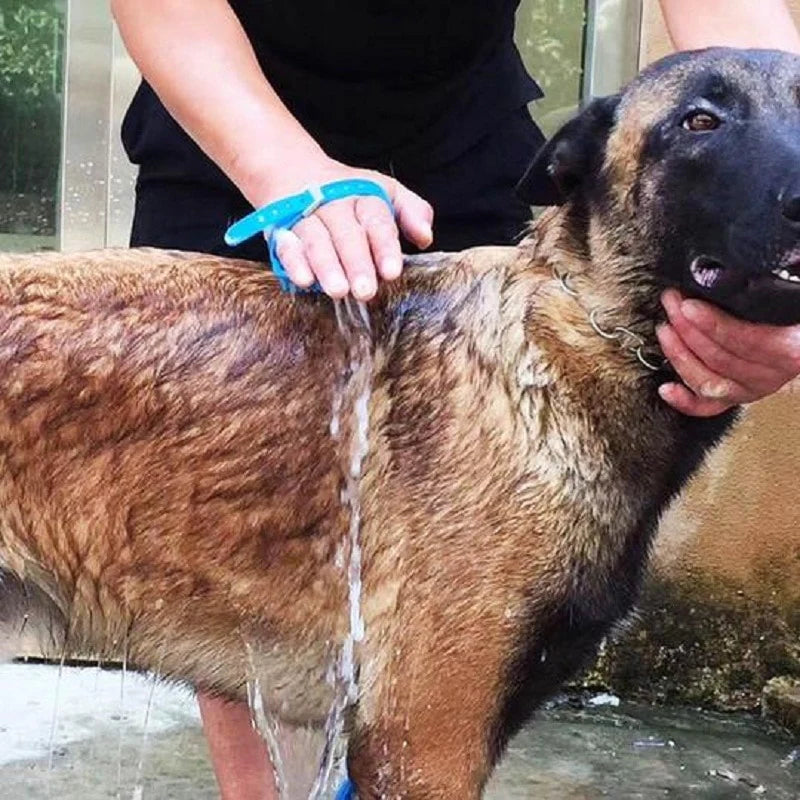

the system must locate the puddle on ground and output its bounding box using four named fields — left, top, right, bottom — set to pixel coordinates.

left=0, top=664, right=796, bottom=799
